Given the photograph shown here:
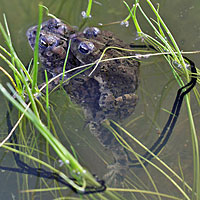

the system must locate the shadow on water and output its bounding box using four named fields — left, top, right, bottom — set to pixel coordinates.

left=0, top=0, right=199, bottom=199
